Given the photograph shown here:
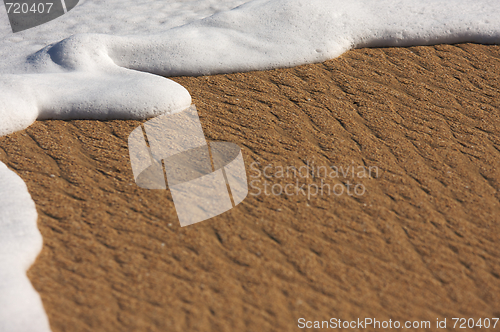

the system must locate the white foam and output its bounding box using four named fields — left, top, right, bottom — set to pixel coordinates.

left=1, top=0, right=499, bottom=135
left=0, top=162, right=50, bottom=332
left=0, top=0, right=252, bottom=136
left=1, top=0, right=500, bottom=331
